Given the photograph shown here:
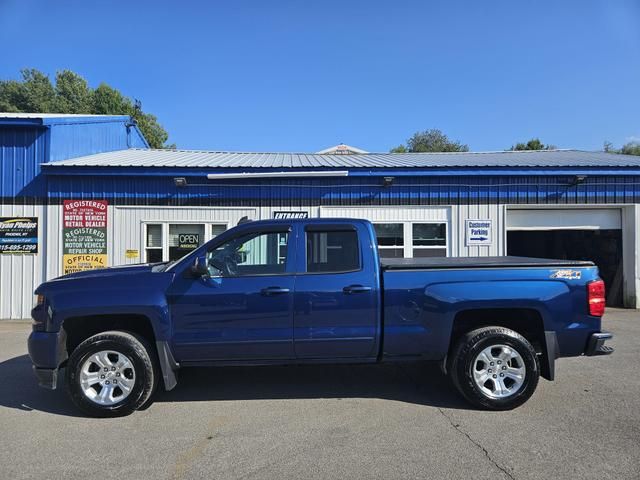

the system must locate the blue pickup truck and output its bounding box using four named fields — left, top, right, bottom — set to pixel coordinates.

left=29, top=218, right=613, bottom=416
